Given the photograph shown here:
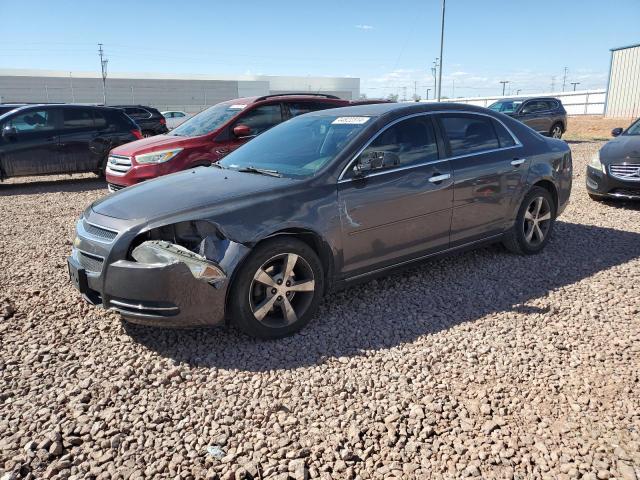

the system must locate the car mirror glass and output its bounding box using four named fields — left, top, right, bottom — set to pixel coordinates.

left=353, top=151, right=398, bottom=176
left=233, top=124, right=253, bottom=138
left=611, top=127, right=623, bottom=137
